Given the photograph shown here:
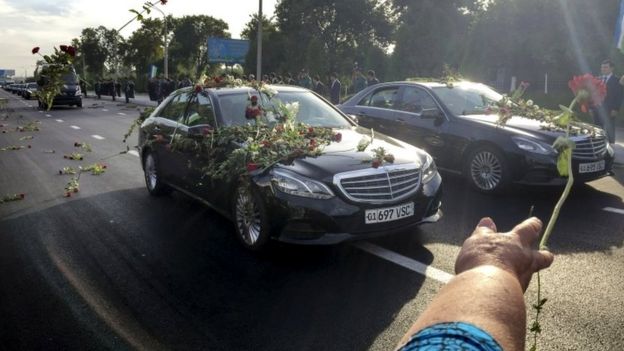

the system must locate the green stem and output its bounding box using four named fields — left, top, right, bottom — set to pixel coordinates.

left=530, top=271, right=542, bottom=350
left=538, top=98, right=577, bottom=250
